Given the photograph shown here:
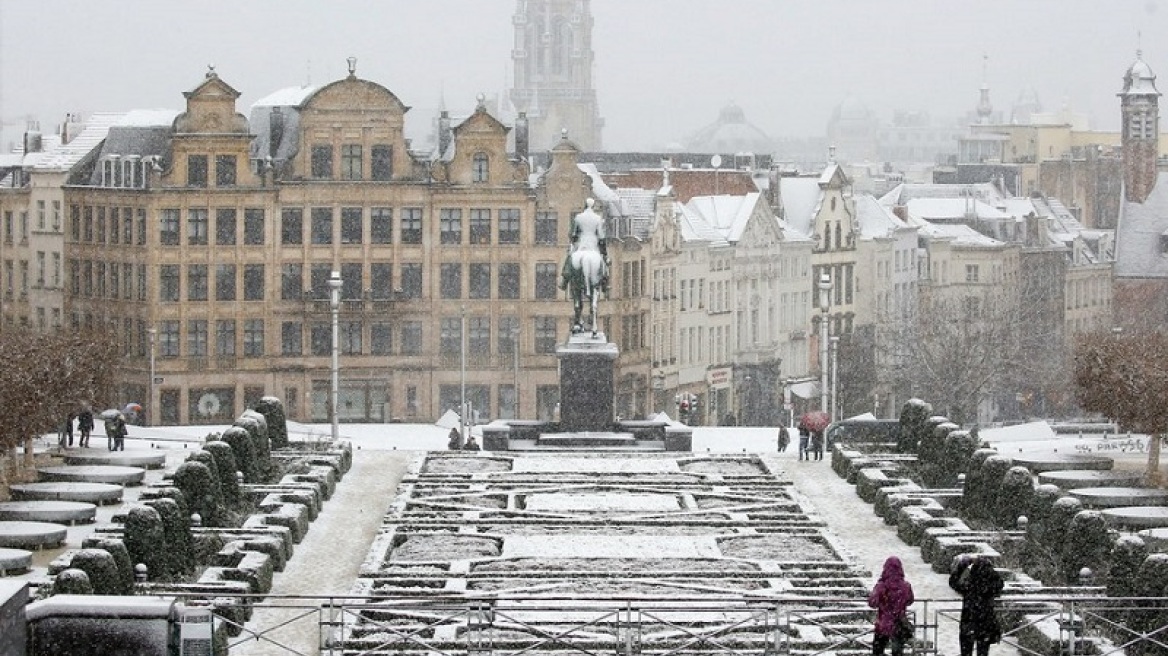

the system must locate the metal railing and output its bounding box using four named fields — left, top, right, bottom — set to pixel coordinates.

left=157, top=592, right=1168, bottom=656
